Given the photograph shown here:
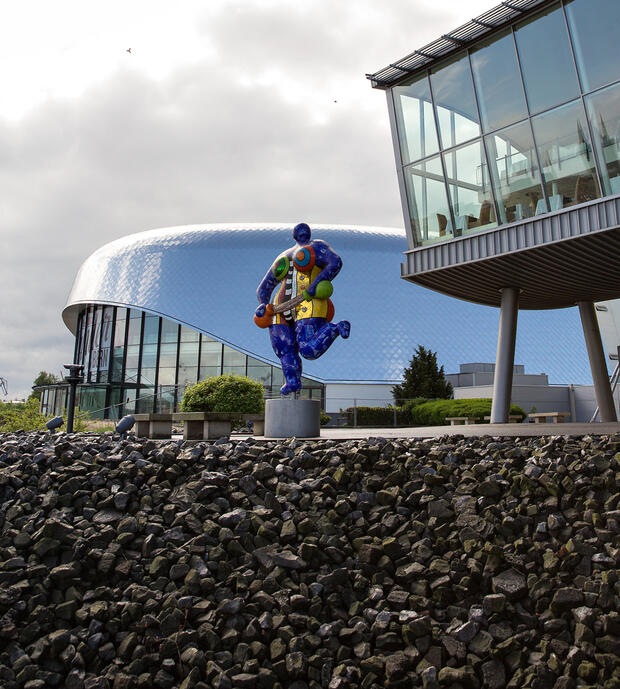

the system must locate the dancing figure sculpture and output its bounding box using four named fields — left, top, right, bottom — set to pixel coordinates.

left=254, top=223, right=350, bottom=395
